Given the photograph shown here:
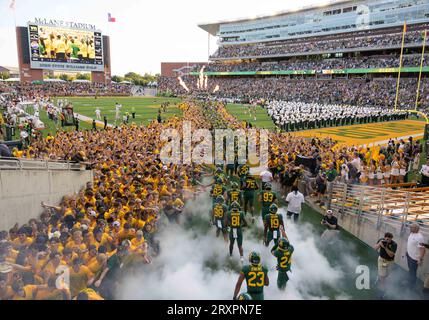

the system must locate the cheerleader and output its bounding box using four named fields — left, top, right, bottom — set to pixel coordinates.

left=368, top=160, right=376, bottom=186
left=376, top=165, right=384, bottom=185
left=399, top=159, right=407, bottom=183
left=390, top=156, right=400, bottom=184
left=383, top=161, right=391, bottom=185
left=340, top=163, right=349, bottom=183
left=360, top=165, right=368, bottom=185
